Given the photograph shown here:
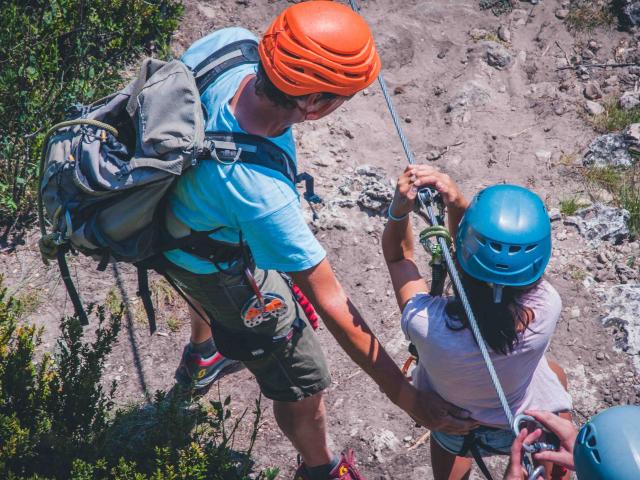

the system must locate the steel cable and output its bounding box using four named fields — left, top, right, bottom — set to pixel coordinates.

left=346, top=0, right=515, bottom=428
